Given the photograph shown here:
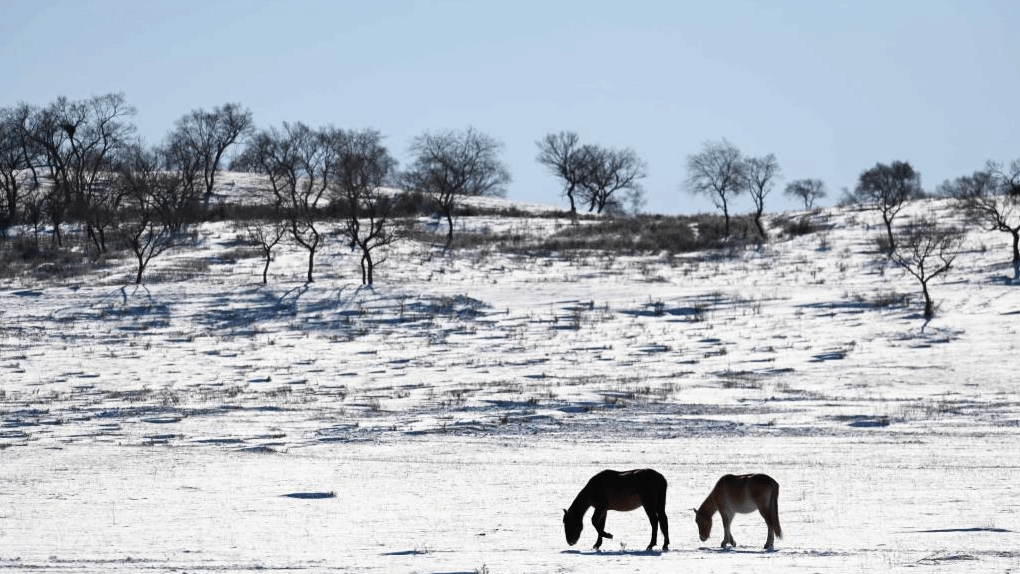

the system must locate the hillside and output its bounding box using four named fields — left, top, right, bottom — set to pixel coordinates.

left=1, top=186, right=1018, bottom=573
